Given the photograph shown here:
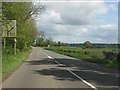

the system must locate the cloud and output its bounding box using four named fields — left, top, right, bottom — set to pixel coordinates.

left=108, top=3, right=118, bottom=11
left=86, top=25, right=118, bottom=43
left=100, top=24, right=117, bottom=30
left=37, top=1, right=108, bottom=25
left=35, top=2, right=118, bottom=43
left=61, top=2, right=108, bottom=25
